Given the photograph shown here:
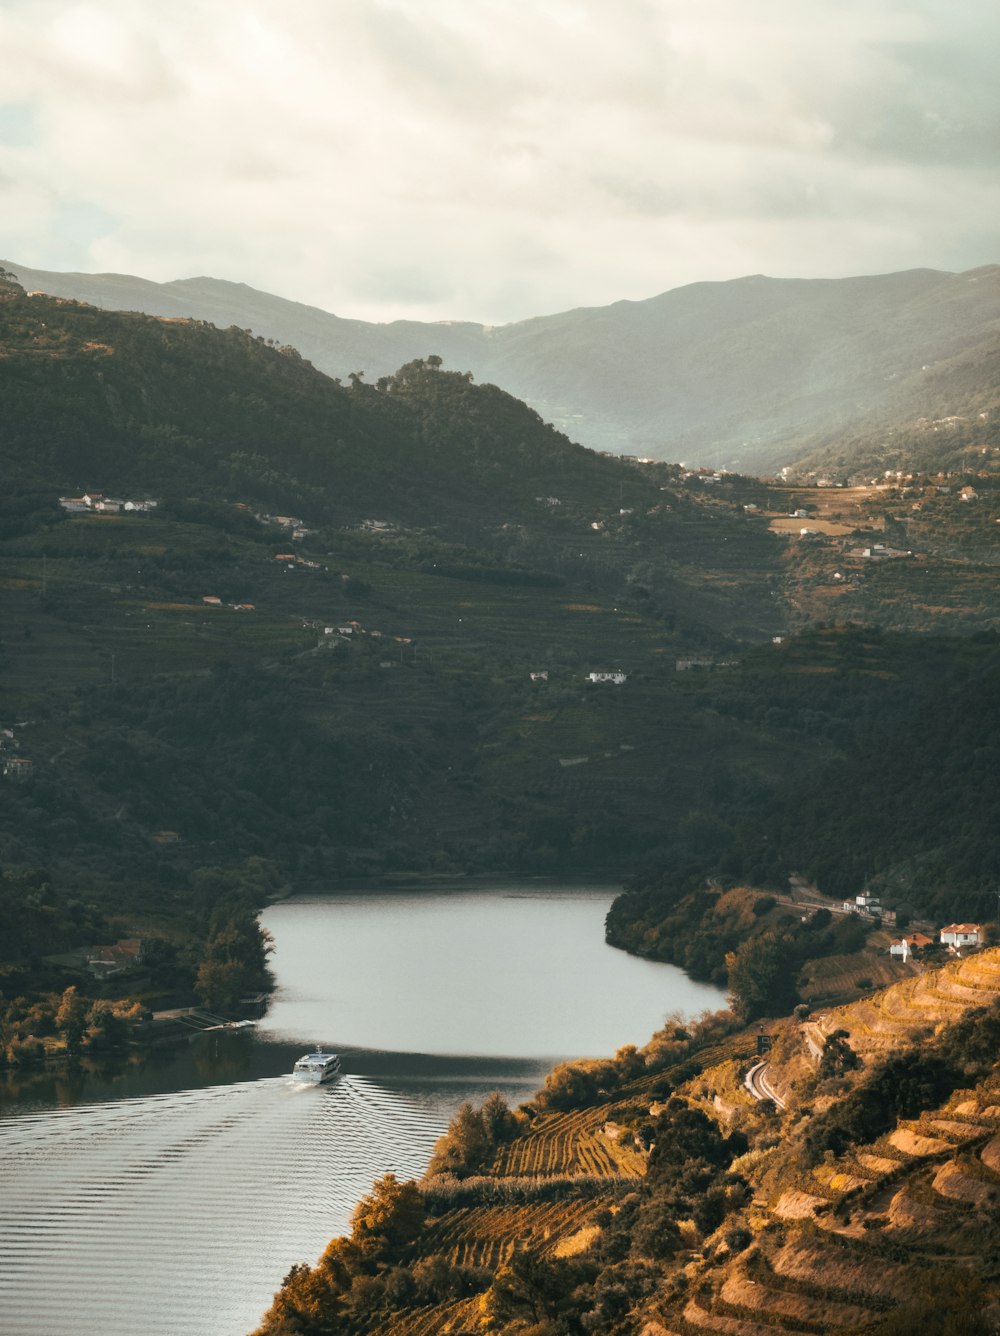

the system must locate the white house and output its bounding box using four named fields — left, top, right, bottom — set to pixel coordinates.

left=587, top=671, right=627, bottom=685
left=529, top=671, right=549, bottom=682
left=940, top=923, right=984, bottom=949
left=842, top=893, right=881, bottom=917
left=889, top=932, right=934, bottom=961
